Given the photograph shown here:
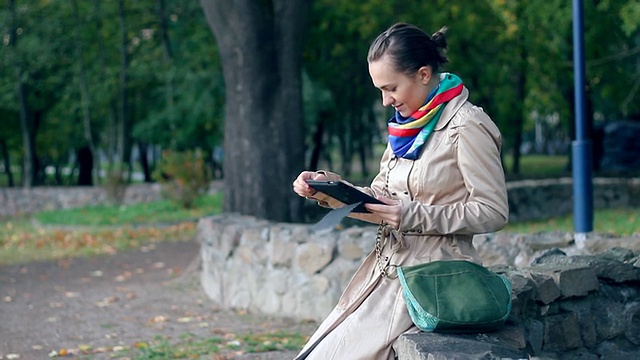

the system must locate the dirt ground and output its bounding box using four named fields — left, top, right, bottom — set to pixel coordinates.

left=0, top=239, right=318, bottom=360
